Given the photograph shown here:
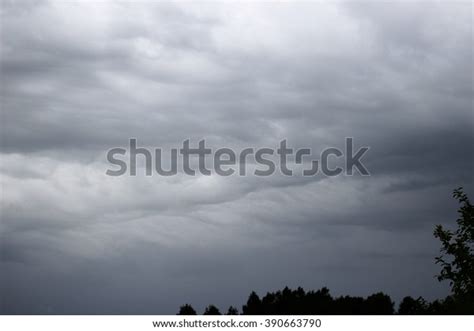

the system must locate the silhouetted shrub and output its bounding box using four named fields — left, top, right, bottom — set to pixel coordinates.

left=398, top=296, right=428, bottom=314
left=203, top=305, right=221, bottom=315
left=177, top=304, right=197, bottom=315
left=226, top=306, right=239, bottom=315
